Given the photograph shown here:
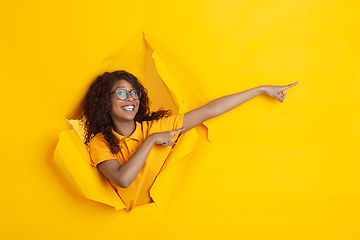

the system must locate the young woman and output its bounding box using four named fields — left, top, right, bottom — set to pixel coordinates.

left=82, top=70, right=297, bottom=210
